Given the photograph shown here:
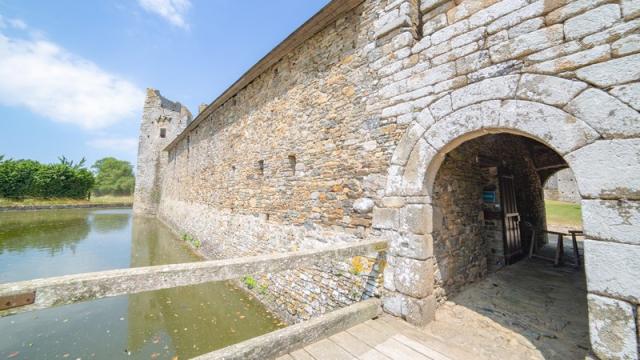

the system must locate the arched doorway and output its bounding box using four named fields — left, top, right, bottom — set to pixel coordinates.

left=429, top=132, right=588, bottom=358
left=375, top=74, right=640, bottom=359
